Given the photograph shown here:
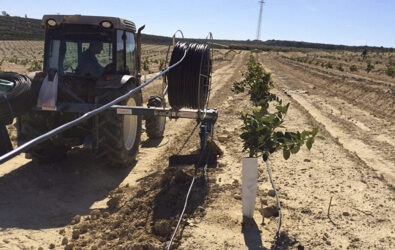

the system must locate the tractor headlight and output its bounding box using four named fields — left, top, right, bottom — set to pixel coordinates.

left=100, top=21, right=112, bottom=28
left=47, top=19, right=57, bottom=27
